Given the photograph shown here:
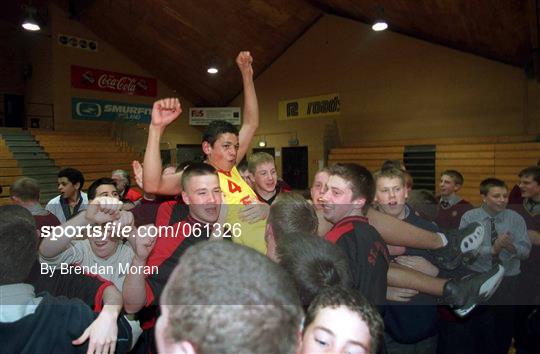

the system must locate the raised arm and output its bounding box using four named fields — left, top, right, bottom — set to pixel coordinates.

left=123, top=227, right=156, bottom=314
left=143, top=98, right=183, bottom=195
left=236, top=51, right=259, bottom=163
